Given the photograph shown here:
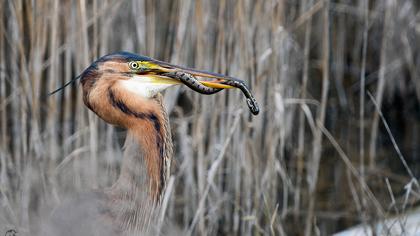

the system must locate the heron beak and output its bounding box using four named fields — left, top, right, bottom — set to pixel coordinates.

left=135, top=74, right=183, bottom=85
left=143, top=60, right=236, bottom=89
left=137, top=60, right=260, bottom=115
